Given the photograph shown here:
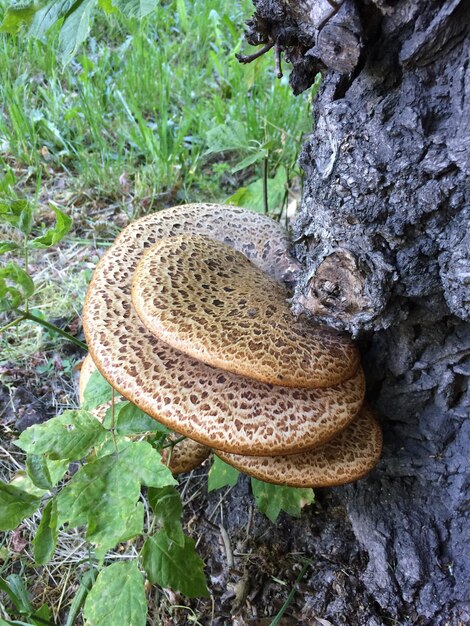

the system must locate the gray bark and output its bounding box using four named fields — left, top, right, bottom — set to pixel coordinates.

left=238, top=1, right=470, bottom=623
